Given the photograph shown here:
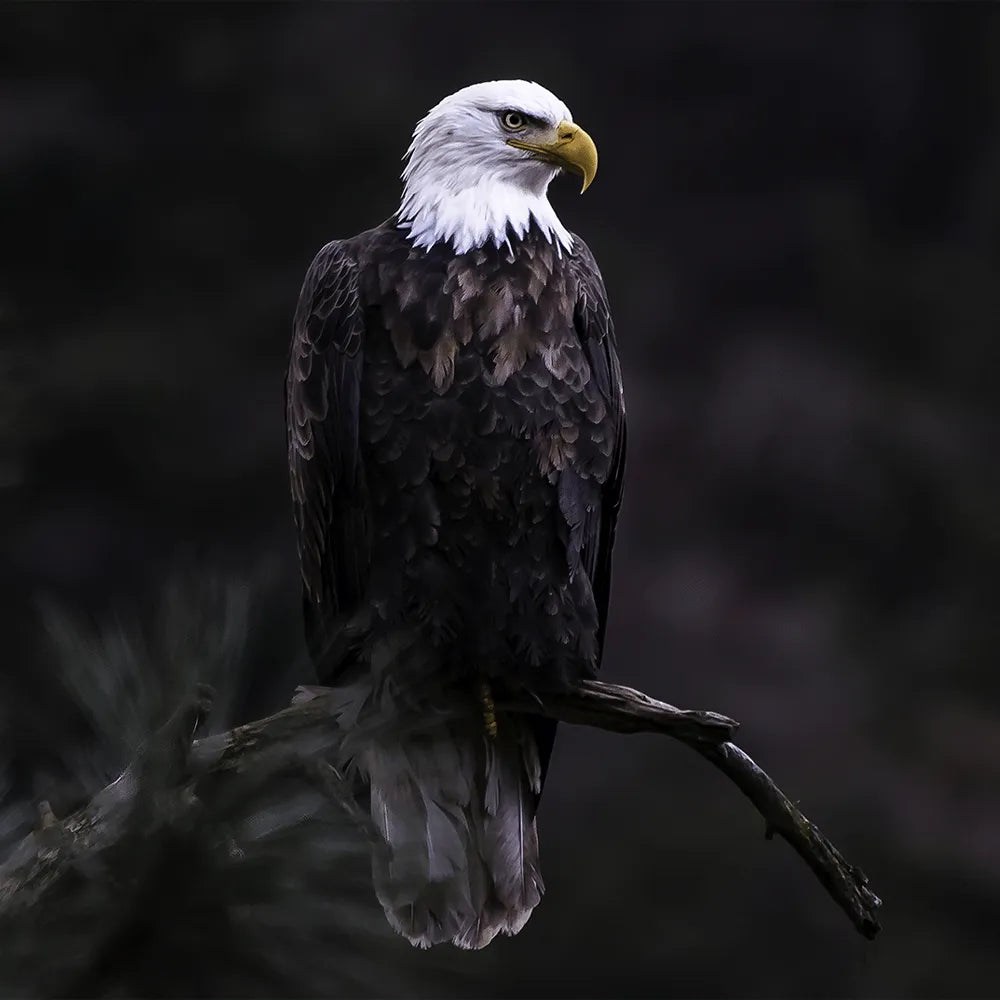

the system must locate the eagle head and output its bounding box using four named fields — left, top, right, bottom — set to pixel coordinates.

left=397, top=80, right=598, bottom=255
